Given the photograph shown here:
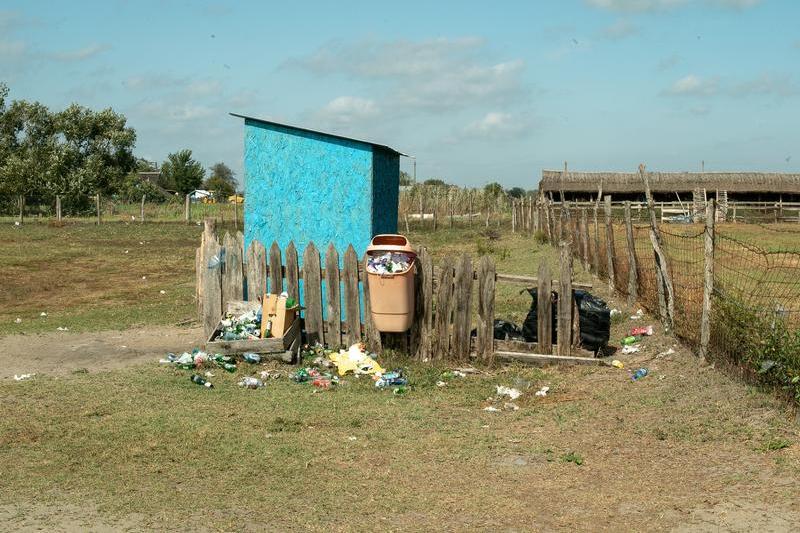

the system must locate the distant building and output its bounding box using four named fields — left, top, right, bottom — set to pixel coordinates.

left=189, top=189, right=213, bottom=201
left=231, top=113, right=407, bottom=258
